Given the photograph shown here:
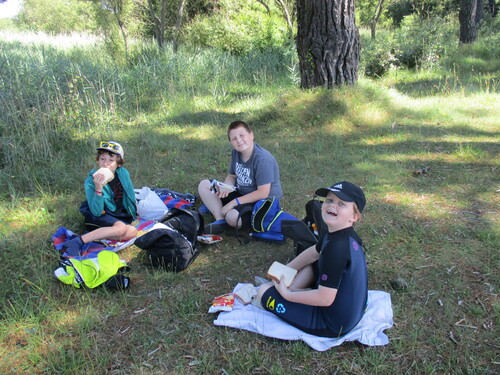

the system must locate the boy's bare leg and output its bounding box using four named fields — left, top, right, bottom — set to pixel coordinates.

left=81, top=221, right=137, bottom=243
left=252, top=282, right=274, bottom=309
left=198, top=179, right=224, bottom=221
